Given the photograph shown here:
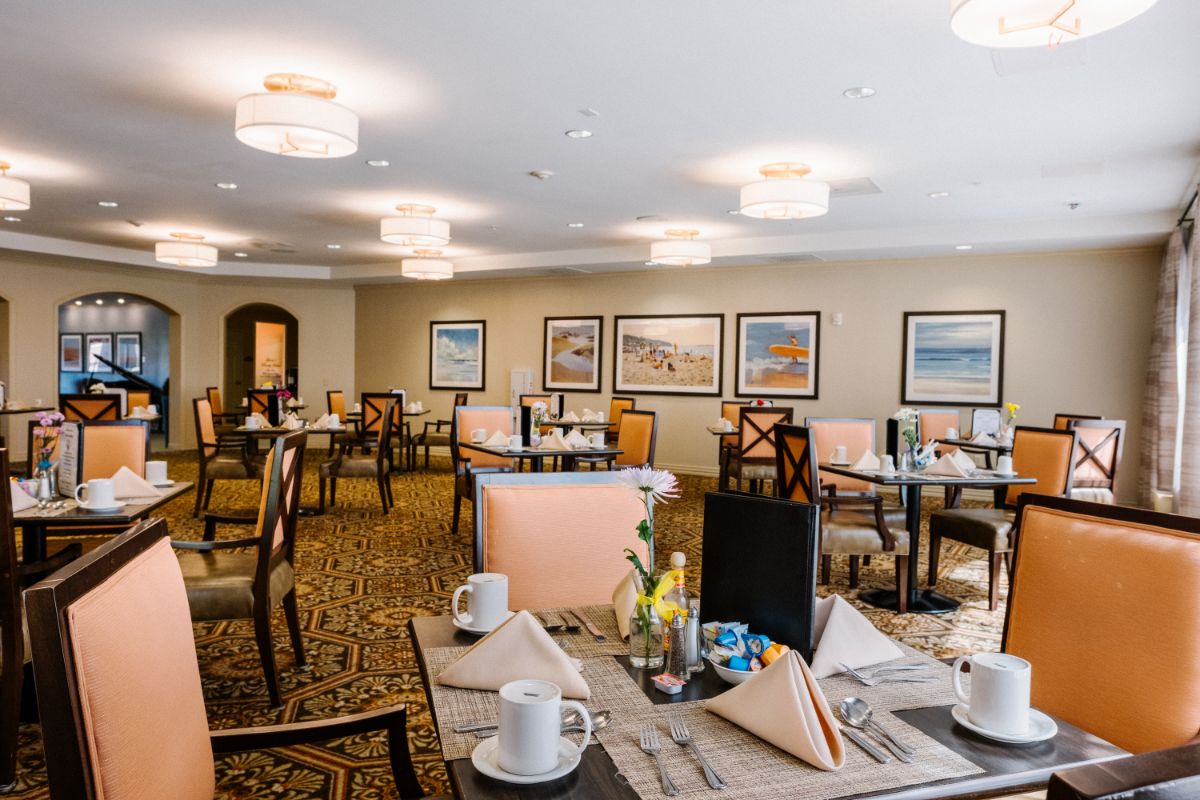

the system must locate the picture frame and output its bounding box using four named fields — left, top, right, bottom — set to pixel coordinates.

left=902, top=310, right=1005, bottom=406
left=59, top=333, right=83, bottom=372
left=115, top=332, right=142, bottom=373
left=543, top=316, right=603, bottom=393
left=735, top=312, right=821, bottom=399
left=84, top=333, right=114, bottom=373
left=613, top=314, right=724, bottom=396
left=430, top=320, right=486, bottom=390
